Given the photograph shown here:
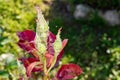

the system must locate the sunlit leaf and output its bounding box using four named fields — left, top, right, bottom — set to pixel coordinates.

left=54, top=28, right=62, bottom=56
left=0, top=70, right=9, bottom=78
left=35, top=6, right=49, bottom=54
